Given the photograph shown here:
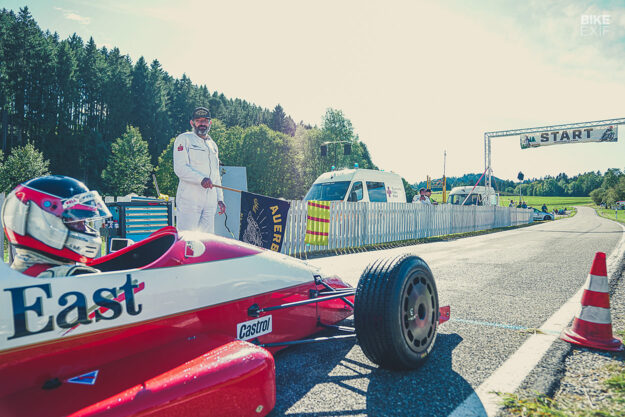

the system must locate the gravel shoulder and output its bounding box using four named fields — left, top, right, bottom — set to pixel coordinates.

left=498, top=249, right=625, bottom=416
